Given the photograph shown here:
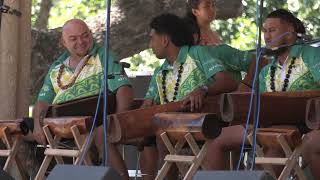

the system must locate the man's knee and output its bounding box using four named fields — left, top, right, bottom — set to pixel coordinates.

left=302, top=130, right=320, bottom=156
